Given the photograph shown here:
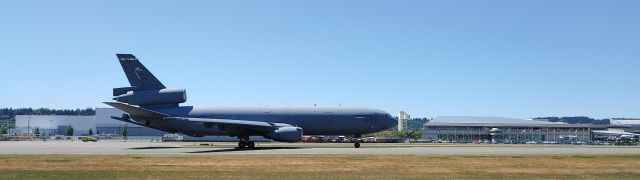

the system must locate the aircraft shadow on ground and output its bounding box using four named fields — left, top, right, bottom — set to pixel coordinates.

left=128, top=146, right=183, bottom=150
left=187, top=147, right=306, bottom=153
